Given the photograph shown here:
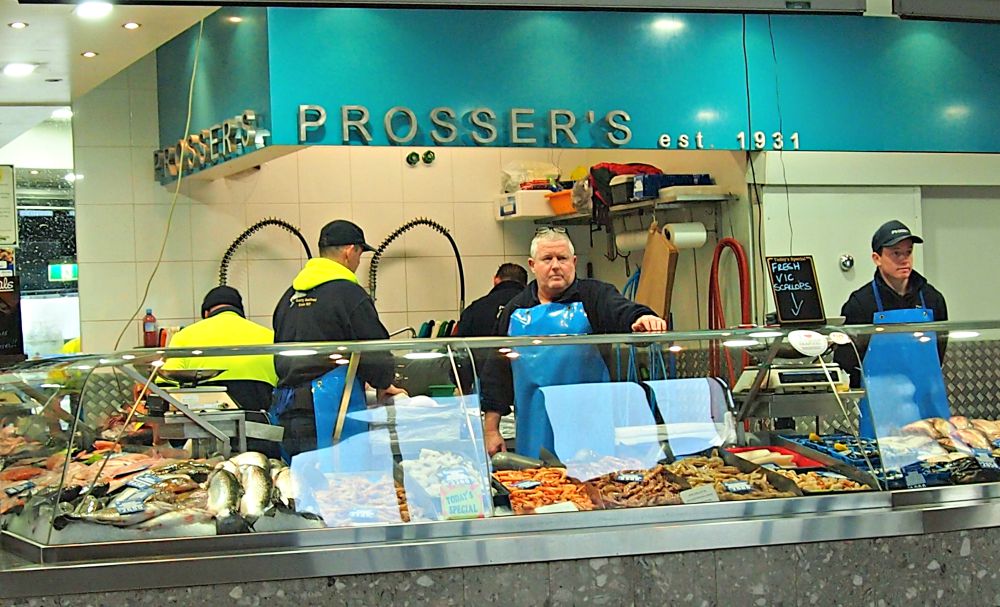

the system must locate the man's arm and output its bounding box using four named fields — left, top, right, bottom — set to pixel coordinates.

left=349, top=297, right=395, bottom=390
left=590, top=281, right=659, bottom=333
left=479, top=304, right=515, bottom=455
